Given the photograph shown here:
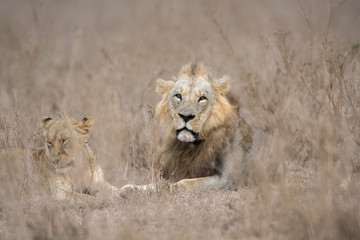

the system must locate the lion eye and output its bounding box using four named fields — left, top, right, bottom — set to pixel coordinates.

left=46, top=141, right=52, bottom=149
left=174, top=94, right=182, bottom=101
left=61, top=138, right=69, bottom=145
left=198, top=96, right=207, bottom=102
